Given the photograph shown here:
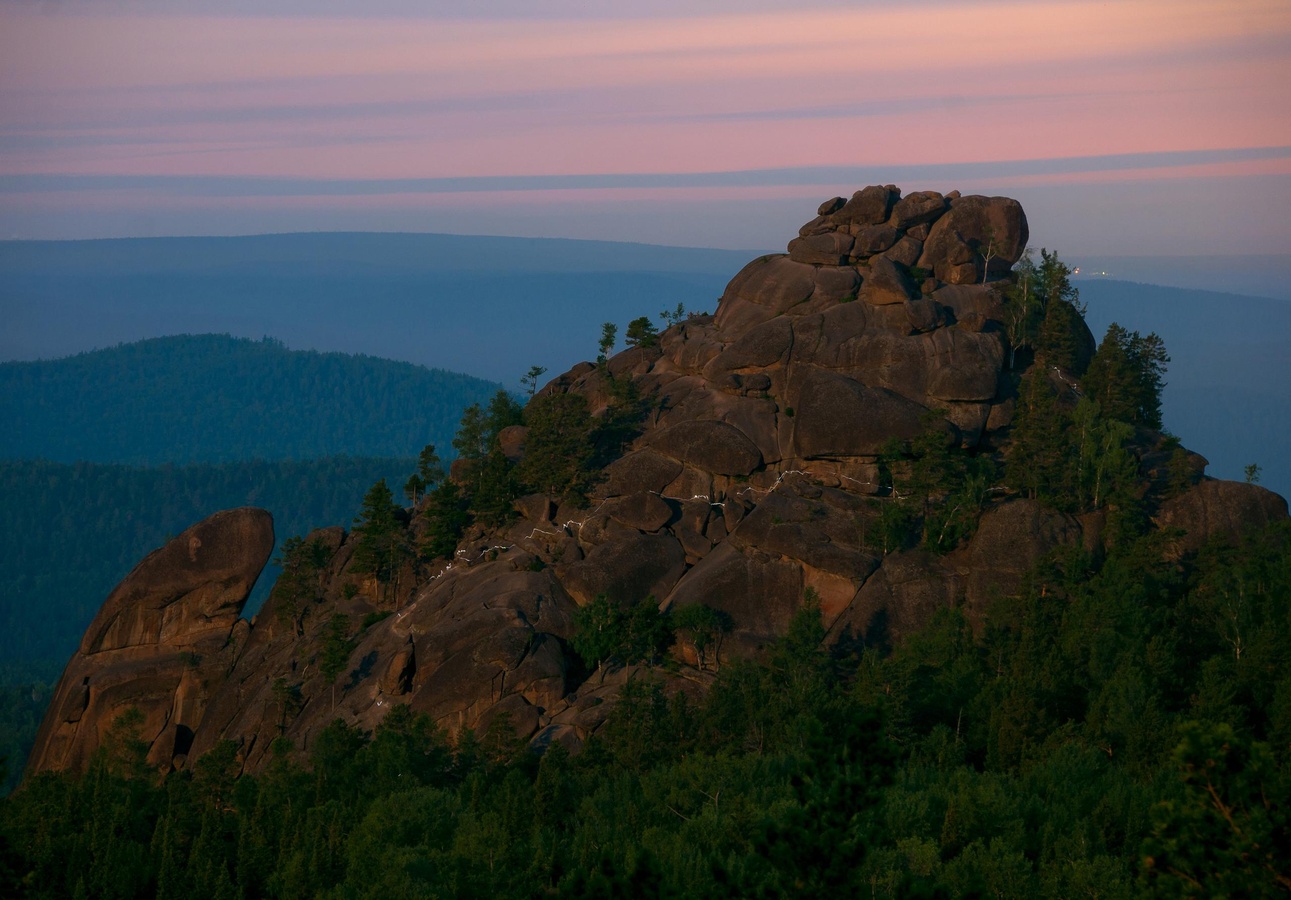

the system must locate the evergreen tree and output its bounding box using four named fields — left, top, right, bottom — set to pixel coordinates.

left=273, top=534, right=332, bottom=636
left=597, top=322, right=618, bottom=364
left=1033, top=249, right=1089, bottom=375
left=350, top=479, right=408, bottom=587
left=420, top=480, right=469, bottom=561
left=319, top=615, right=355, bottom=710
left=1007, top=371, right=1074, bottom=507
left=518, top=393, right=596, bottom=503
left=1083, top=323, right=1170, bottom=430
left=624, top=316, right=658, bottom=349
left=520, top=365, right=547, bottom=399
